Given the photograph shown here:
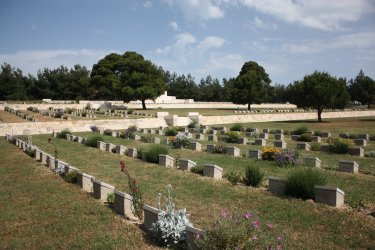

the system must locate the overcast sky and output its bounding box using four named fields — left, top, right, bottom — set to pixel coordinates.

left=0, top=0, right=374, bottom=84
